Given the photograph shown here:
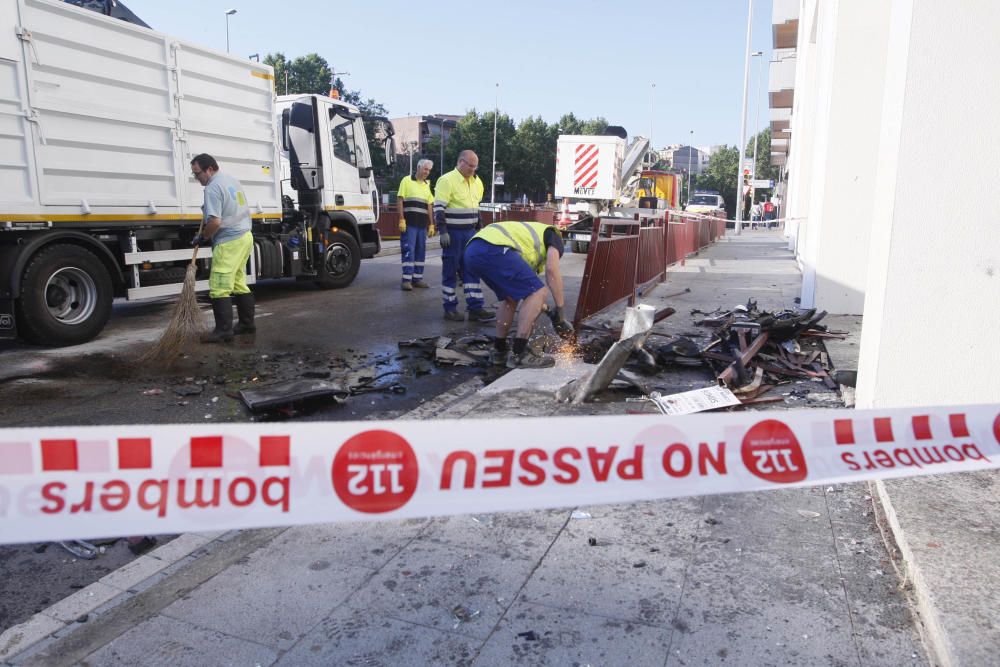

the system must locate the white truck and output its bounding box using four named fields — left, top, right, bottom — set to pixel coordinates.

left=554, top=133, right=654, bottom=253
left=0, top=0, right=395, bottom=346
